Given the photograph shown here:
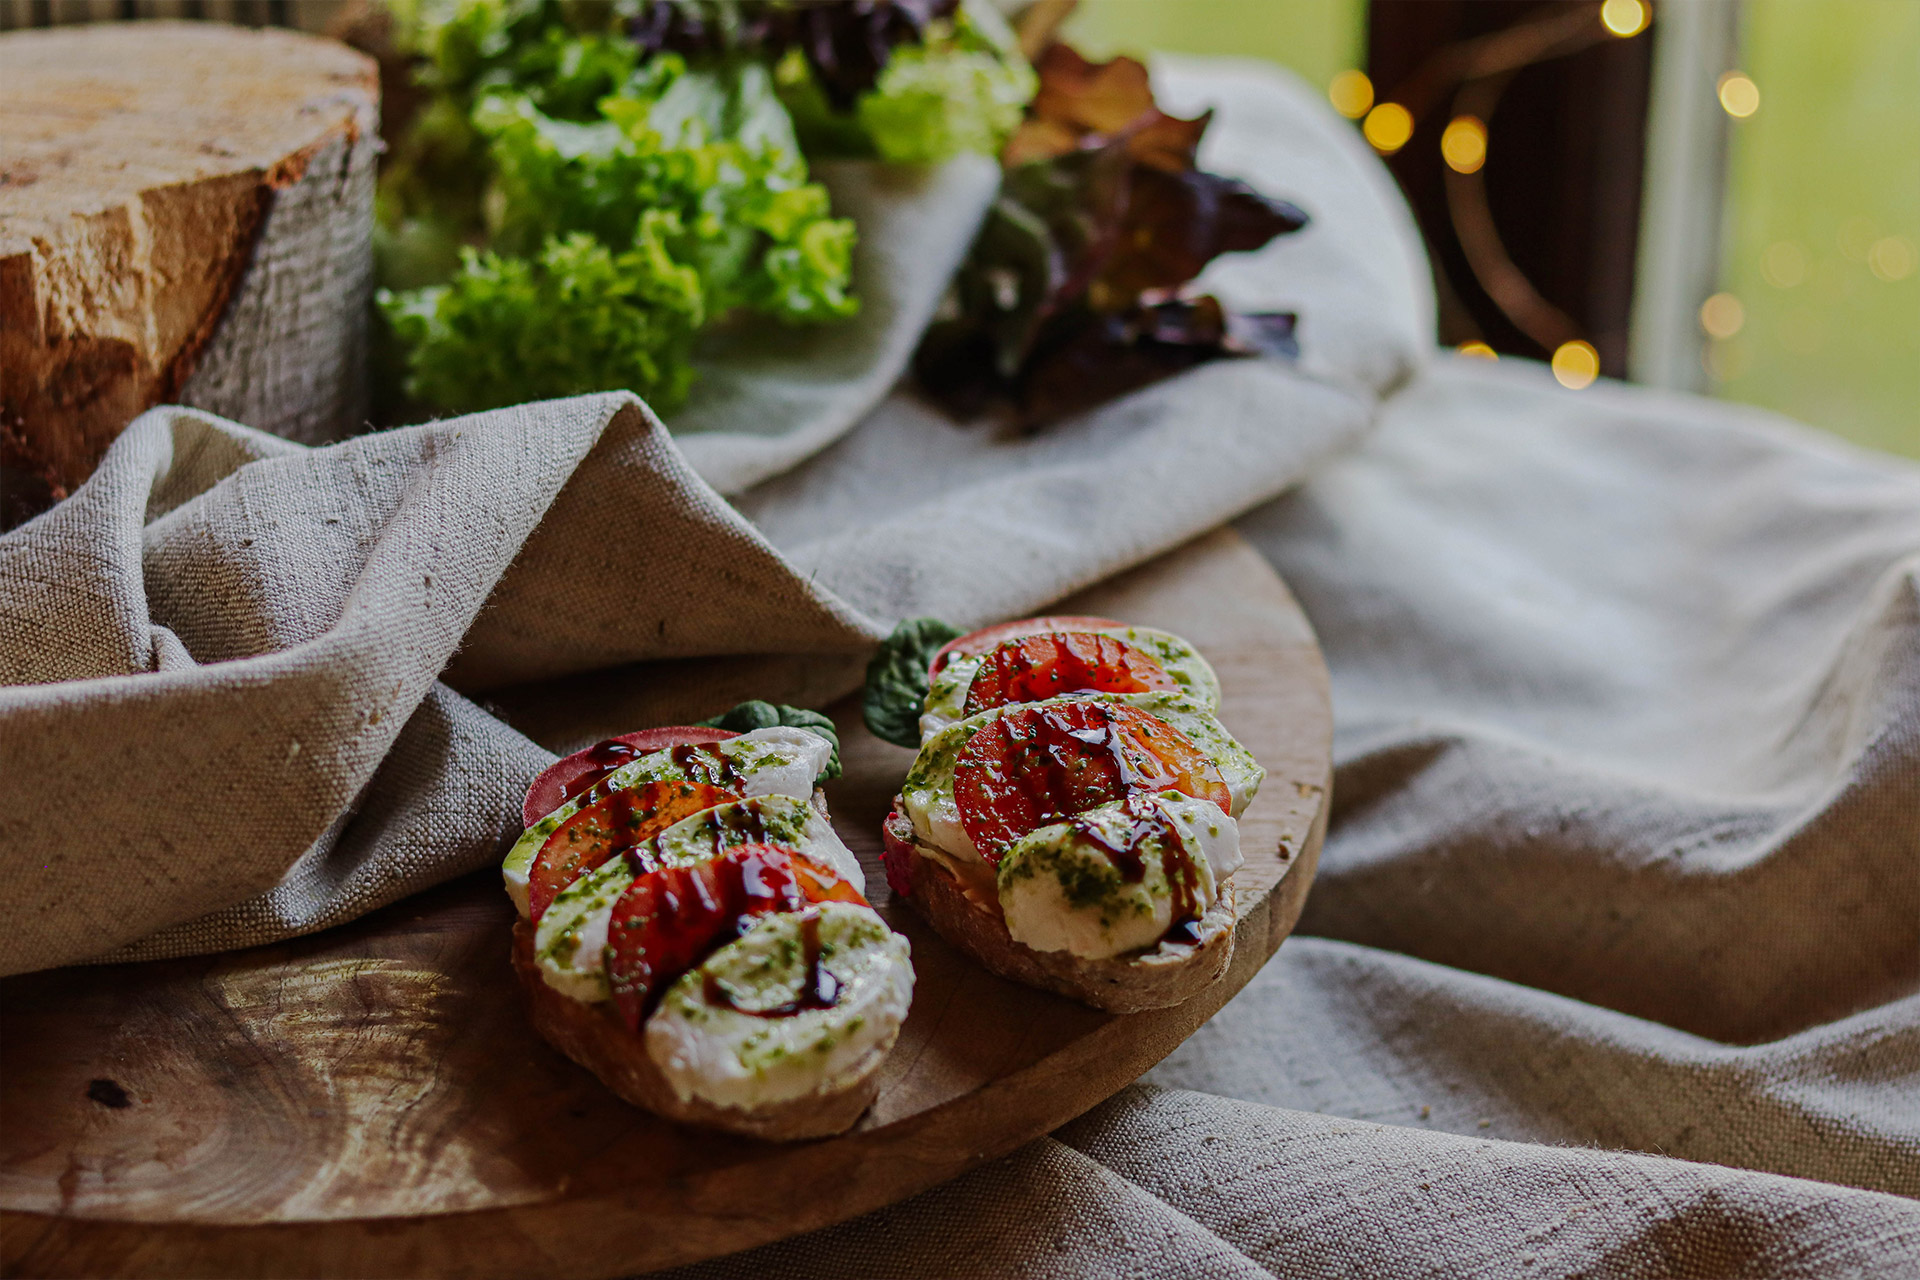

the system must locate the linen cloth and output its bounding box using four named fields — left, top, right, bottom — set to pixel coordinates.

left=3, top=52, right=1916, bottom=1279
left=661, top=355, right=1920, bottom=1280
